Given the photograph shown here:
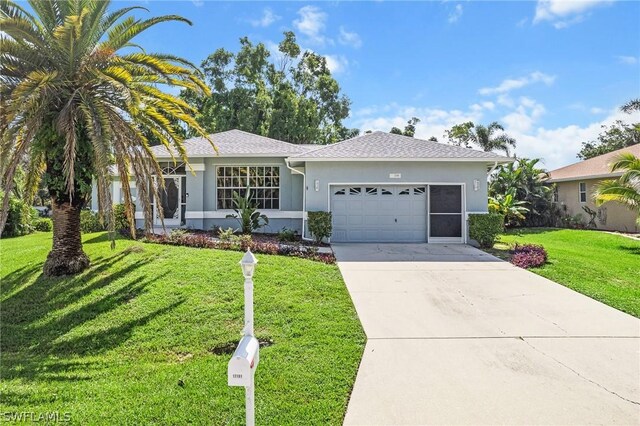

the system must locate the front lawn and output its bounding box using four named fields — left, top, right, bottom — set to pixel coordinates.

left=0, top=232, right=365, bottom=424
left=489, top=228, right=640, bottom=318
